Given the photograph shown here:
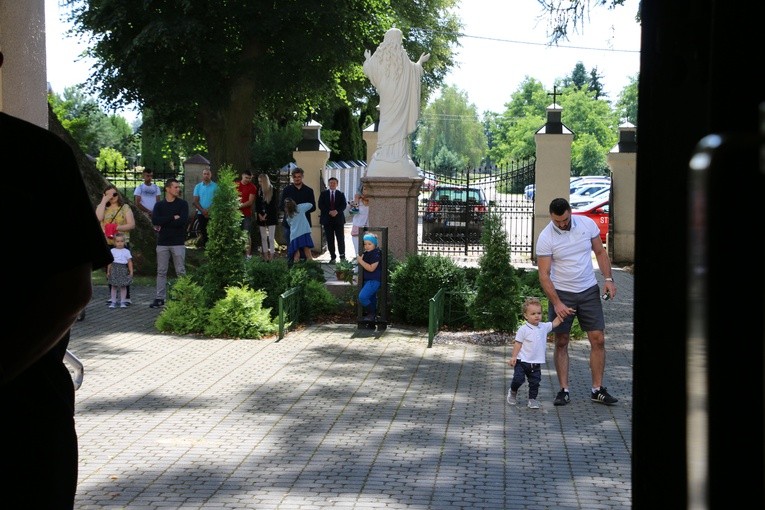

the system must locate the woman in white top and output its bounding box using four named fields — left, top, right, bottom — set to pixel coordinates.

left=350, top=184, right=370, bottom=256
